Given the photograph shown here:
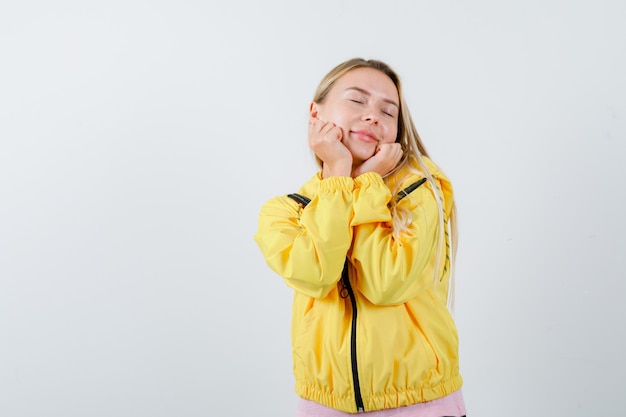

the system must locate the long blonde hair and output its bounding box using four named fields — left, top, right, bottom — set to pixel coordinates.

left=312, top=58, right=458, bottom=309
